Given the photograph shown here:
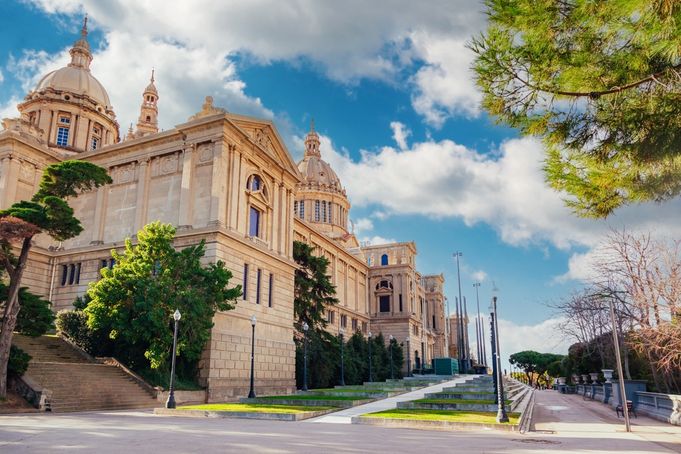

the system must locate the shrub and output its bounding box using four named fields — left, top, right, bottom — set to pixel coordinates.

left=55, top=310, right=101, bottom=355
left=8, top=345, right=31, bottom=377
